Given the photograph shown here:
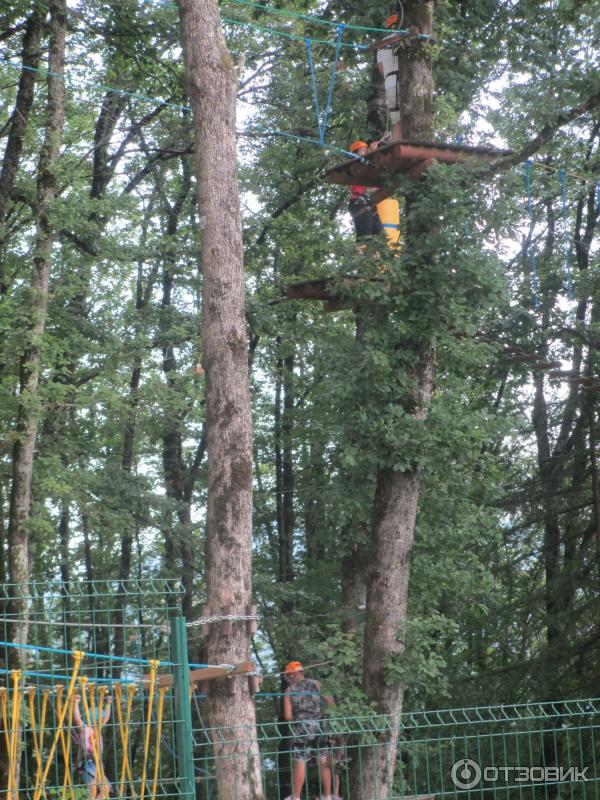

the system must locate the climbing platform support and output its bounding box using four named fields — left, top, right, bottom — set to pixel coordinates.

left=286, top=275, right=387, bottom=311
left=327, top=139, right=512, bottom=188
